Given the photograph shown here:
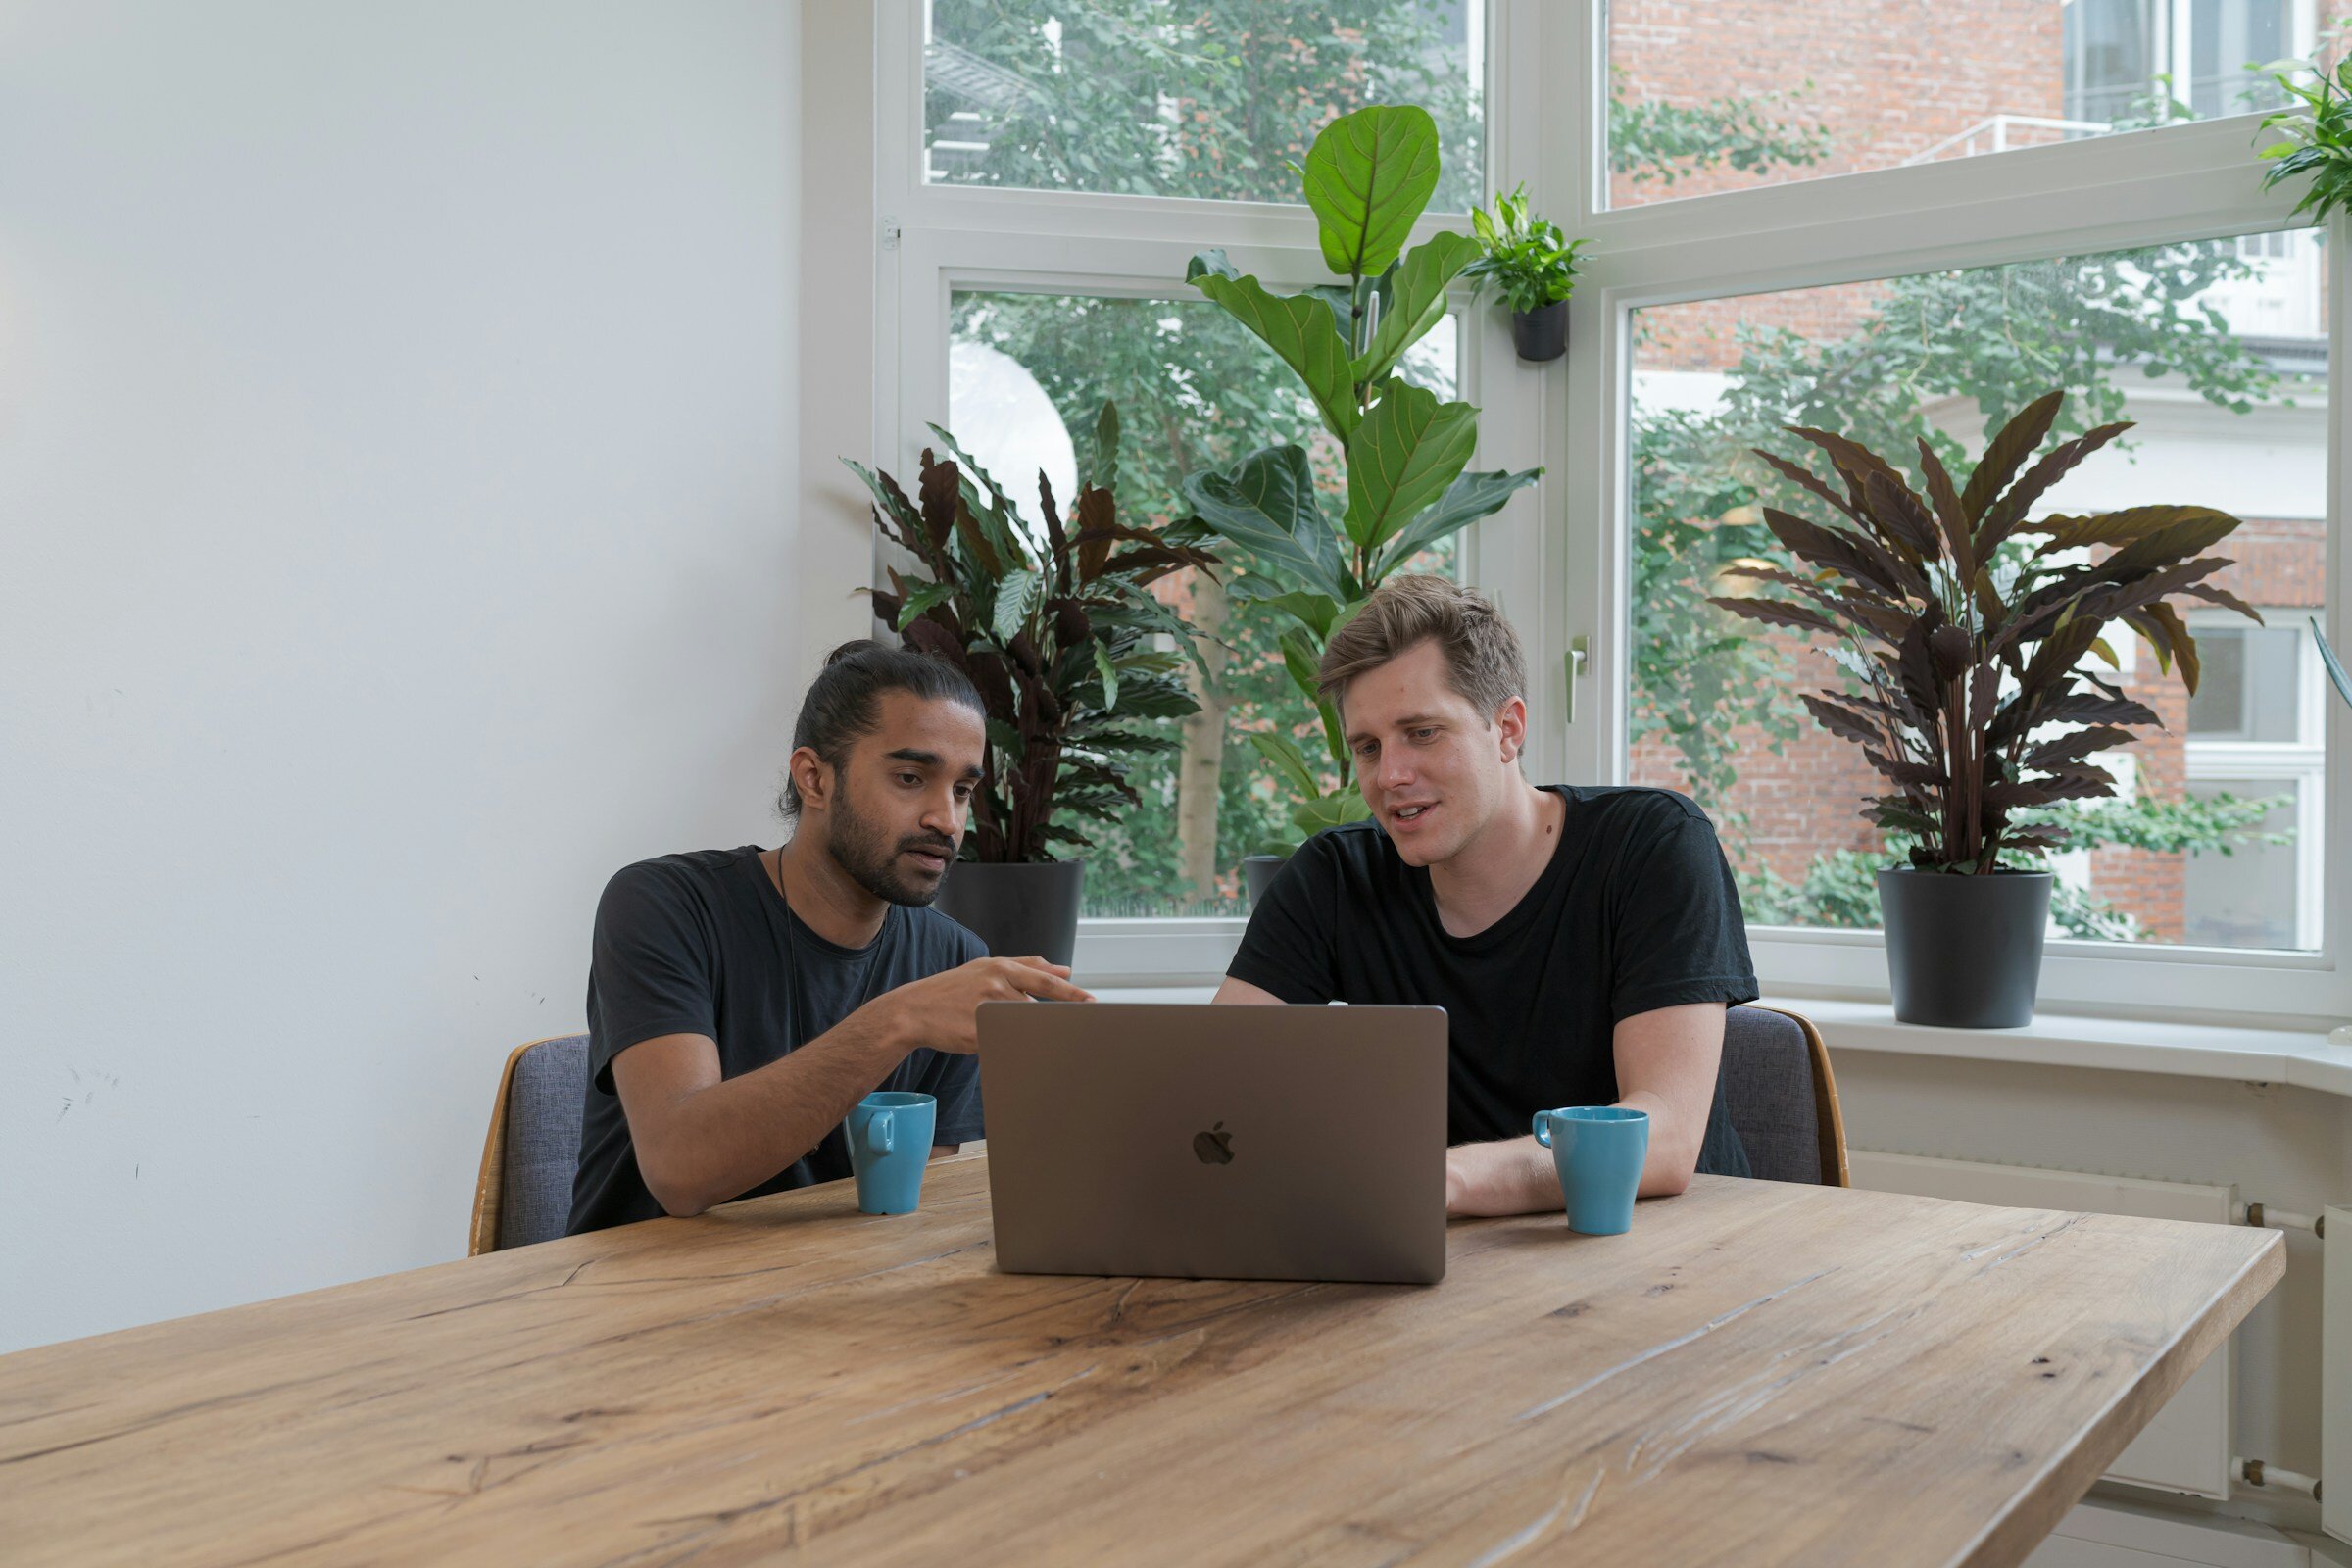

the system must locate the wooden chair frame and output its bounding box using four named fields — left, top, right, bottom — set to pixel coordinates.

left=1749, top=1004, right=1851, bottom=1187
left=468, top=1036, right=575, bottom=1255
